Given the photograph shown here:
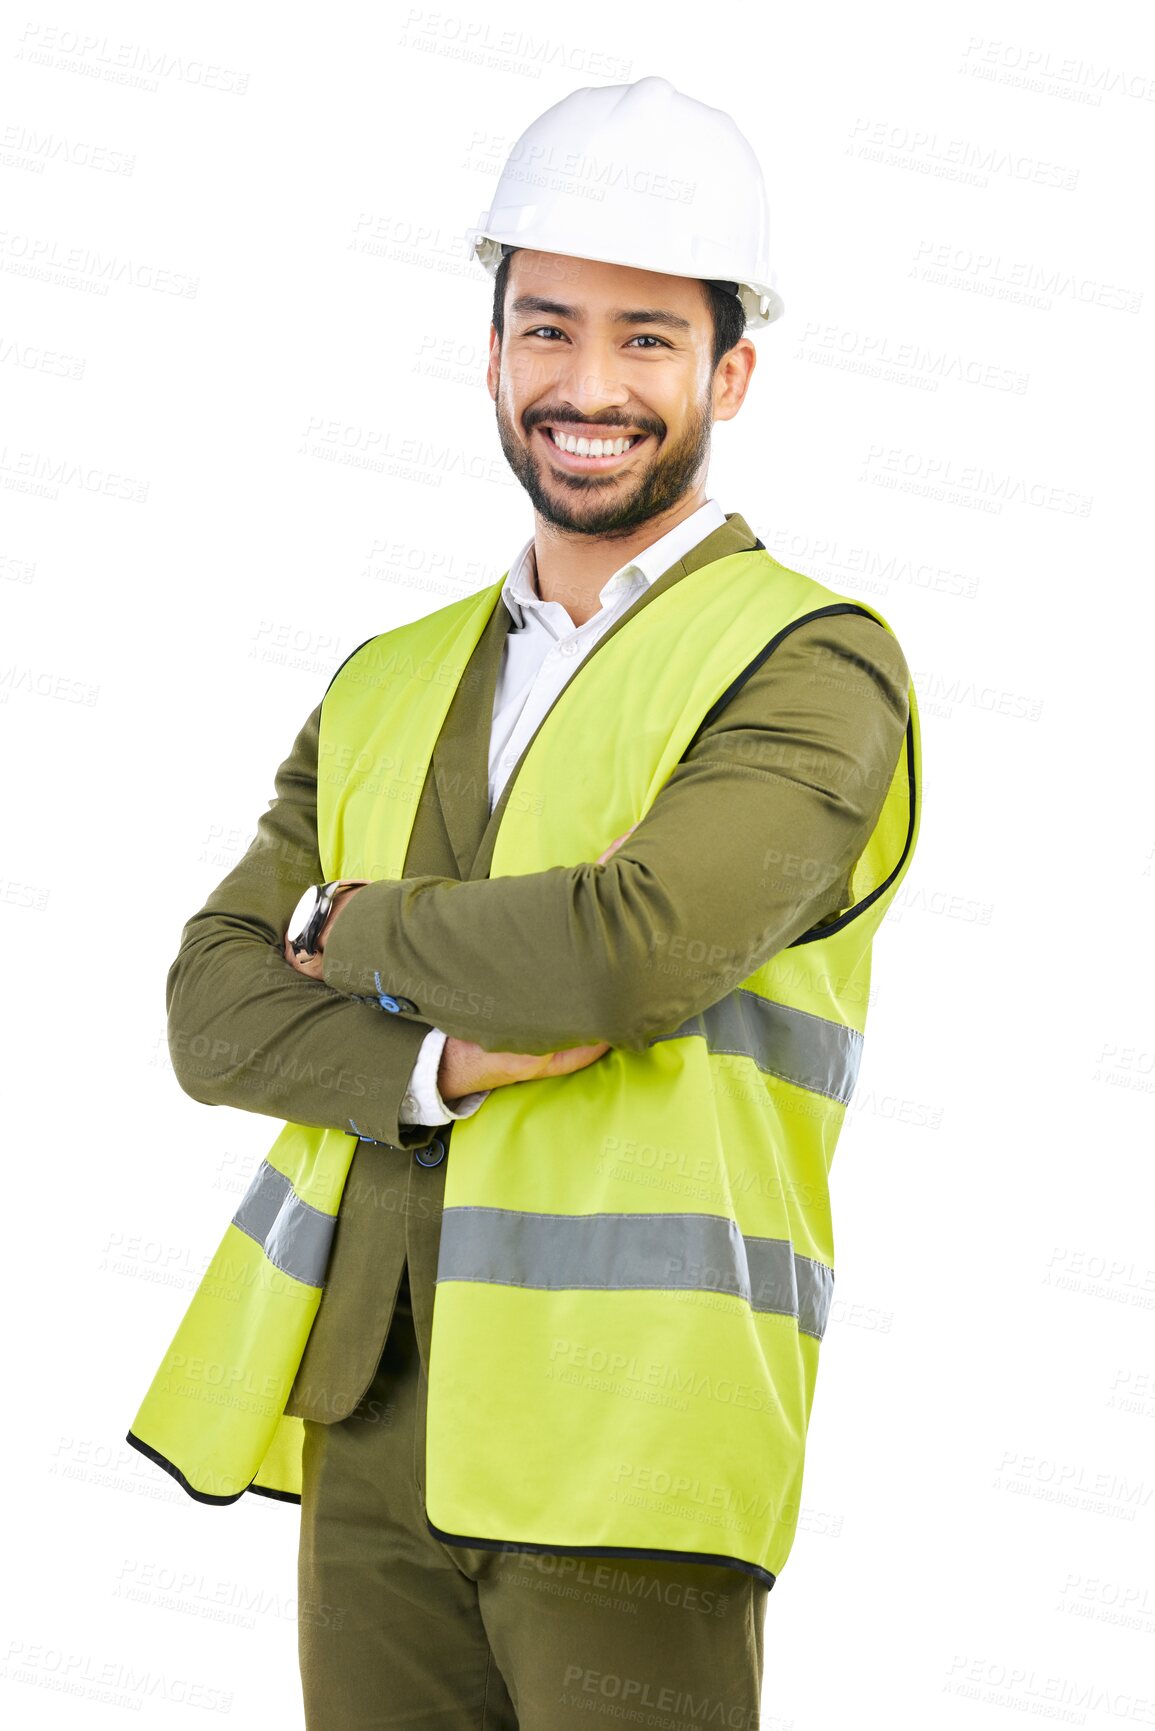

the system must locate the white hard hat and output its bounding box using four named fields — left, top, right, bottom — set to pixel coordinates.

left=465, top=74, right=784, bottom=330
